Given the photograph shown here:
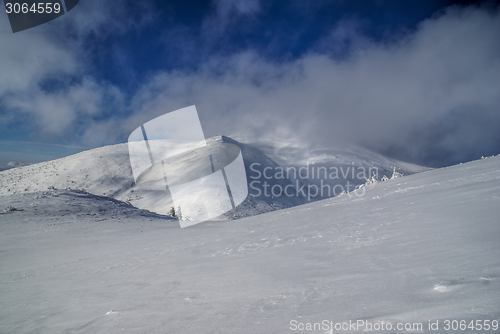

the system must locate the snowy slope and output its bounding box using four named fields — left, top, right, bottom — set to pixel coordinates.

left=0, top=156, right=498, bottom=333
left=0, top=144, right=134, bottom=198
left=0, top=136, right=429, bottom=219
left=234, top=136, right=429, bottom=215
